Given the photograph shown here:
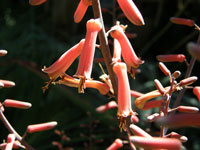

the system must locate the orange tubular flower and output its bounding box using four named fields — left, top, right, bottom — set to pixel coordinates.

left=29, top=0, right=46, bottom=6
left=156, top=54, right=186, bottom=63
left=193, top=86, right=200, bottom=101
left=106, top=138, right=123, bottom=150
left=74, top=0, right=92, bottom=23
left=117, top=0, right=145, bottom=26
left=42, top=39, right=85, bottom=87
left=0, top=80, right=15, bottom=88
left=113, top=62, right=133, bottom=129
left=57, top=74, right=110, bottom=95
left=112, top=39, right=122, bottom=62
left=129, top=124, right=152, bottom=138
left=110, top=25, right=144, bottom=72
left=96, top=101, right=118, bottom=113
left=130, top=136, right=181, bottom=150
left=75, top=18, right=102, bottom=79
